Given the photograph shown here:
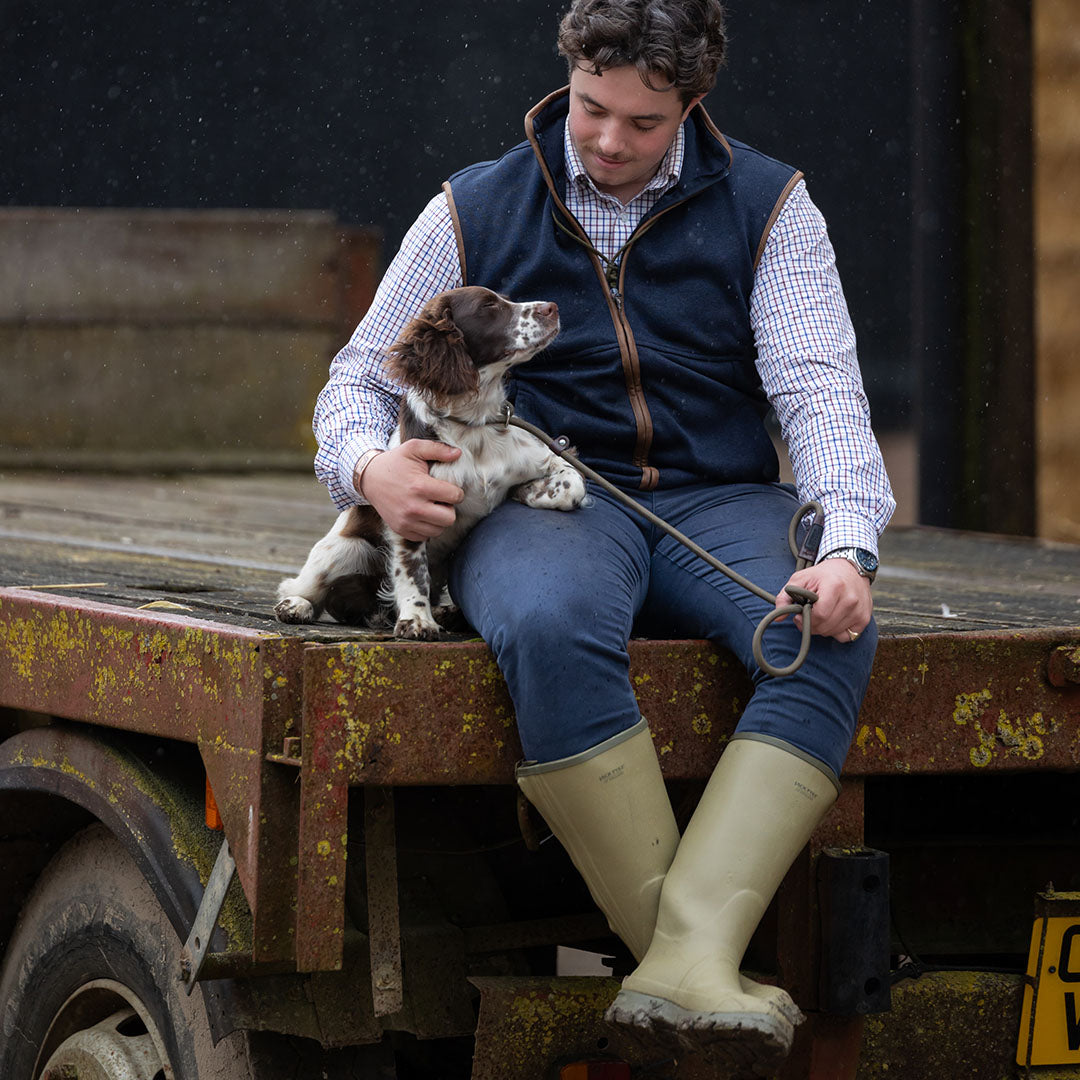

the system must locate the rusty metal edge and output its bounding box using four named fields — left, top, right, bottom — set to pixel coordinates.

left=297, top=629, right=1080, bottom=787
left=0, top=586, right=281, bottom=740
left=0, top=586, right=305, bottom=968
